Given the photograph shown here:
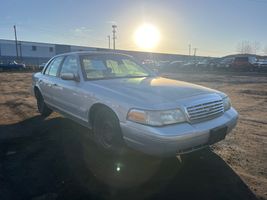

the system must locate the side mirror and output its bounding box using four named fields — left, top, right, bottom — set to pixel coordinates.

left=60, top=73, right=80, bottom=82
